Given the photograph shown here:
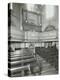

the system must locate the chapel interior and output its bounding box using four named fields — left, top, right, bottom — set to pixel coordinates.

left=8, top=3, right=58, bottom=77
